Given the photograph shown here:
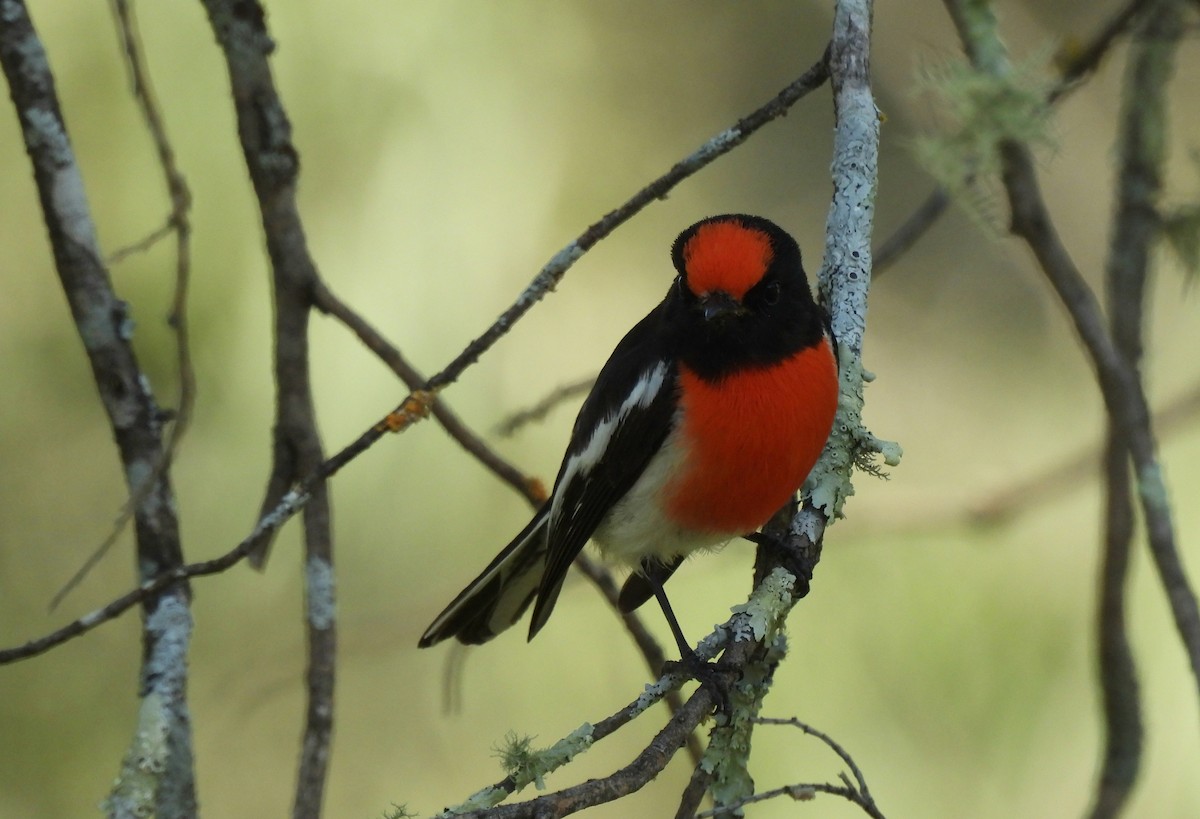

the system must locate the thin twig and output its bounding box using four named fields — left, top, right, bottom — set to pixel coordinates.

left=1048, top=0, right=1153, bottom=104
left=752, top=717, right=881, bottom=813
left=969, top=380, right=1200, bottom=524
left=49, top=0, right=196, bottom=612
left=493, top=376, right=596, bottom=438
left=312, top=280, right=545, bottom=505
left=108, top=218, right=176, bottom=263
left=873, top=188, right=950, bottom=276
left=684, top=716, right=886, bottom=818
left=0, top=496, right=302, bottom=665
left=695, top=780, right=883, bottom=819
